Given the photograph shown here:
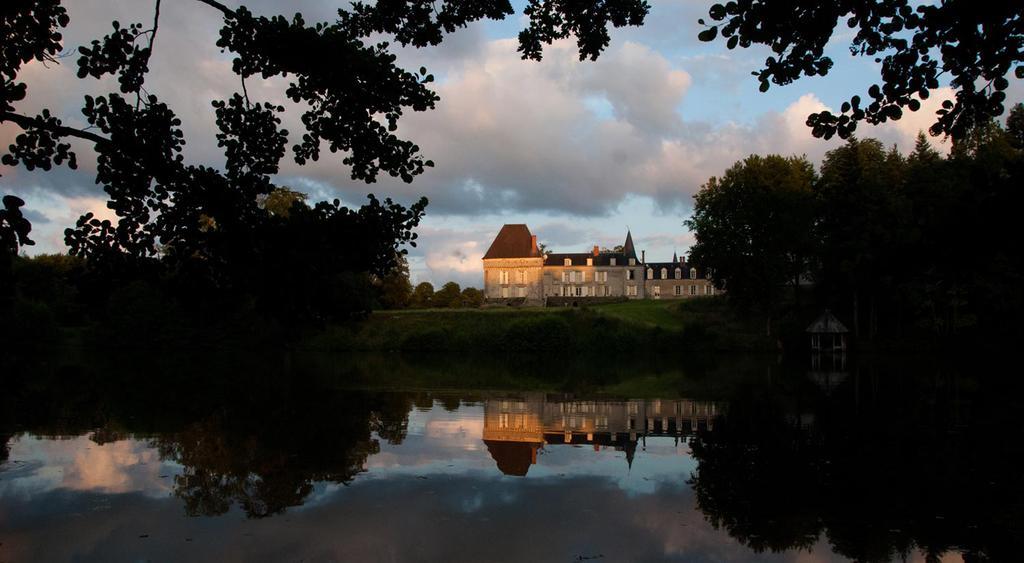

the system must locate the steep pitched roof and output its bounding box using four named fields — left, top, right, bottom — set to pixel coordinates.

left=483, top=224, right=541, bottom=259
left=622, top=230, right=638, bottom=260
left=806, top=310, right=849, bottom=334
